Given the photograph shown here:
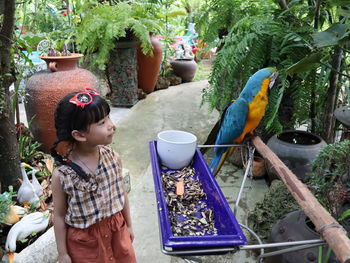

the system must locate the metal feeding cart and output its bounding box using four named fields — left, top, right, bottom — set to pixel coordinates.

left=149, top=141, right=247, bottom=254
left=149, top=140, right=326, bottom=262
